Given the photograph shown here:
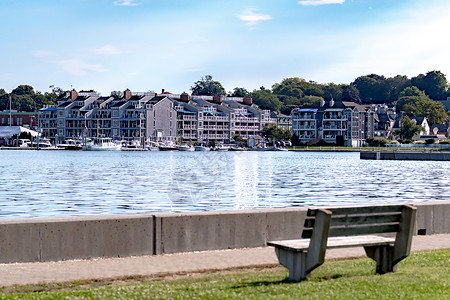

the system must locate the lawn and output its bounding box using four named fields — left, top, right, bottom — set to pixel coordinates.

left=1, top=250, right=448, bottom=299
